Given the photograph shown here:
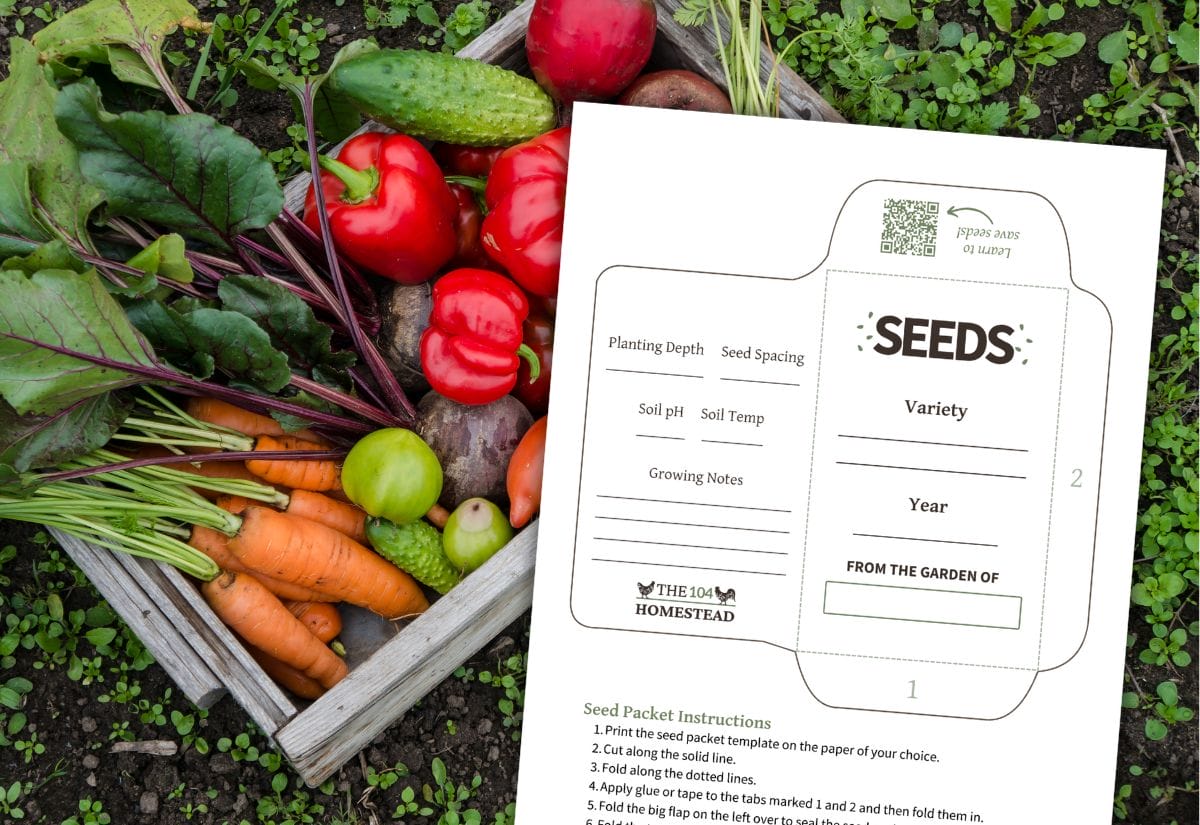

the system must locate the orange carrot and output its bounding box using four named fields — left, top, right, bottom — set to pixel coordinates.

left=247, top=647, right=326, bottom=700
left=283, top=600, right=342, bottom=643
left=188, top=527, right=335, bottom=604
left=216, top=494, right=252, bottom=515
left=246, top=435, right=341, bottom=493
left=230, top=506, right=429, bottom=619
left=178, top=460, right=274, bottom=500
left=285, top=490, right=367, bottom=543
left=187, top=397, right=319, bottom=441
left=201, top=571, right=347, bottom=690
left=425, top=503, right=451, bottom=530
